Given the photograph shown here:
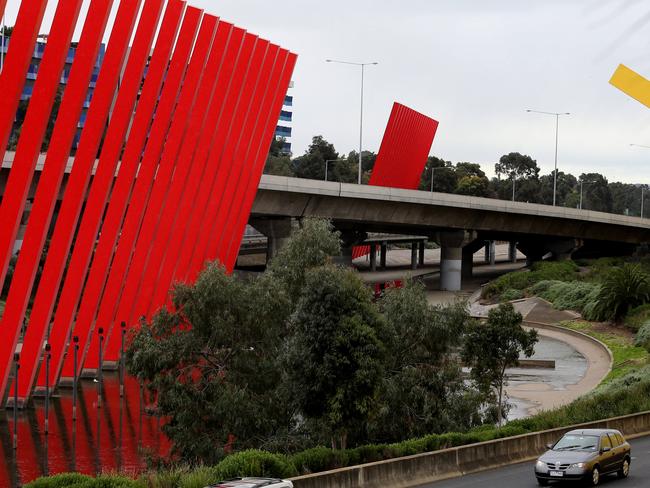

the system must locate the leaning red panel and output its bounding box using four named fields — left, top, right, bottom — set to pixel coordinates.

left=0, top=0, right=85, bottom=402
left=222, top=52, right=298, bottom=271
left=36, top=0, right=182, bottom=396
left=133, top=22, right=240, bottom=322
left=6, top=0, right=115, bottom=403
left=106, top=19, right=237, bottom=354
left=60, top=3, right=200, bottom=383
left=0, top=0, right=49, bottom=289
left=83, top=14, right=220, bottom=371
